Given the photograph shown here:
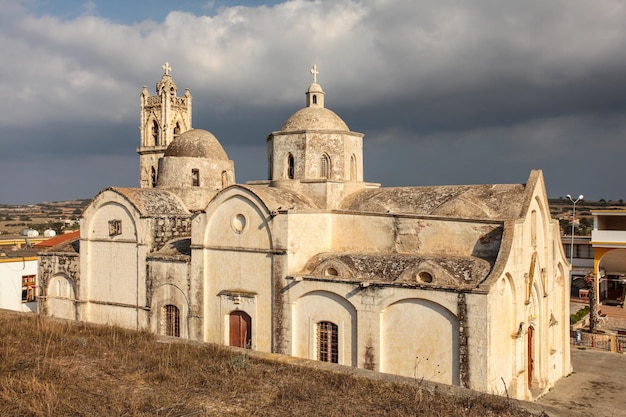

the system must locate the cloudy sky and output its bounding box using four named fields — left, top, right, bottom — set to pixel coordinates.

left=1, top=0, right=625, bottom=204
